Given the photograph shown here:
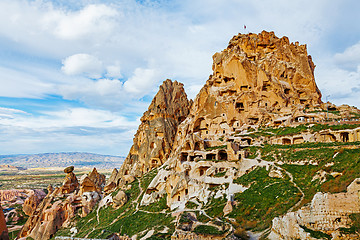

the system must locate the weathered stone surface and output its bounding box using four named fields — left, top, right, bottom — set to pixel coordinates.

left=269, top=178, right=360, bottom=239
left=64, top=166, right=74, bottom=173
left=0, top=203, right=9, bottom=240
left=113, top=190, right=127, bottom=207
left=23, top=194, right=42, bottom=216
left=223, top=201, right=233, bottom=216
left=88, top=167, right=106, bottom=189
left=61, top=171, right=79, bottom=194
left=113, top=79, right=191, bottom=185
left=104, top=182, right=117, bottom=194
left=81, top=191, right=100, bottom=217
